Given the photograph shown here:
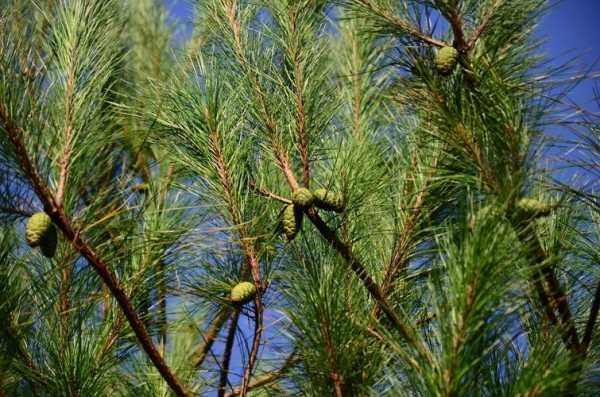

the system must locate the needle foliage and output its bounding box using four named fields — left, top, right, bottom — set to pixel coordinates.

left=0, top=0, right=599, bottom=396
